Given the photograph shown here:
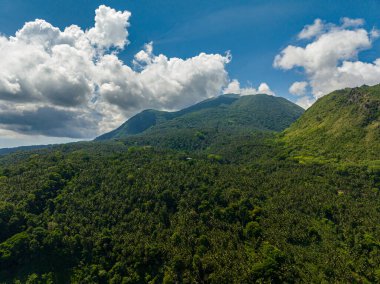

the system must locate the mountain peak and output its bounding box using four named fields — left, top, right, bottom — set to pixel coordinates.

left=96, top=94, right=304, bottom=141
